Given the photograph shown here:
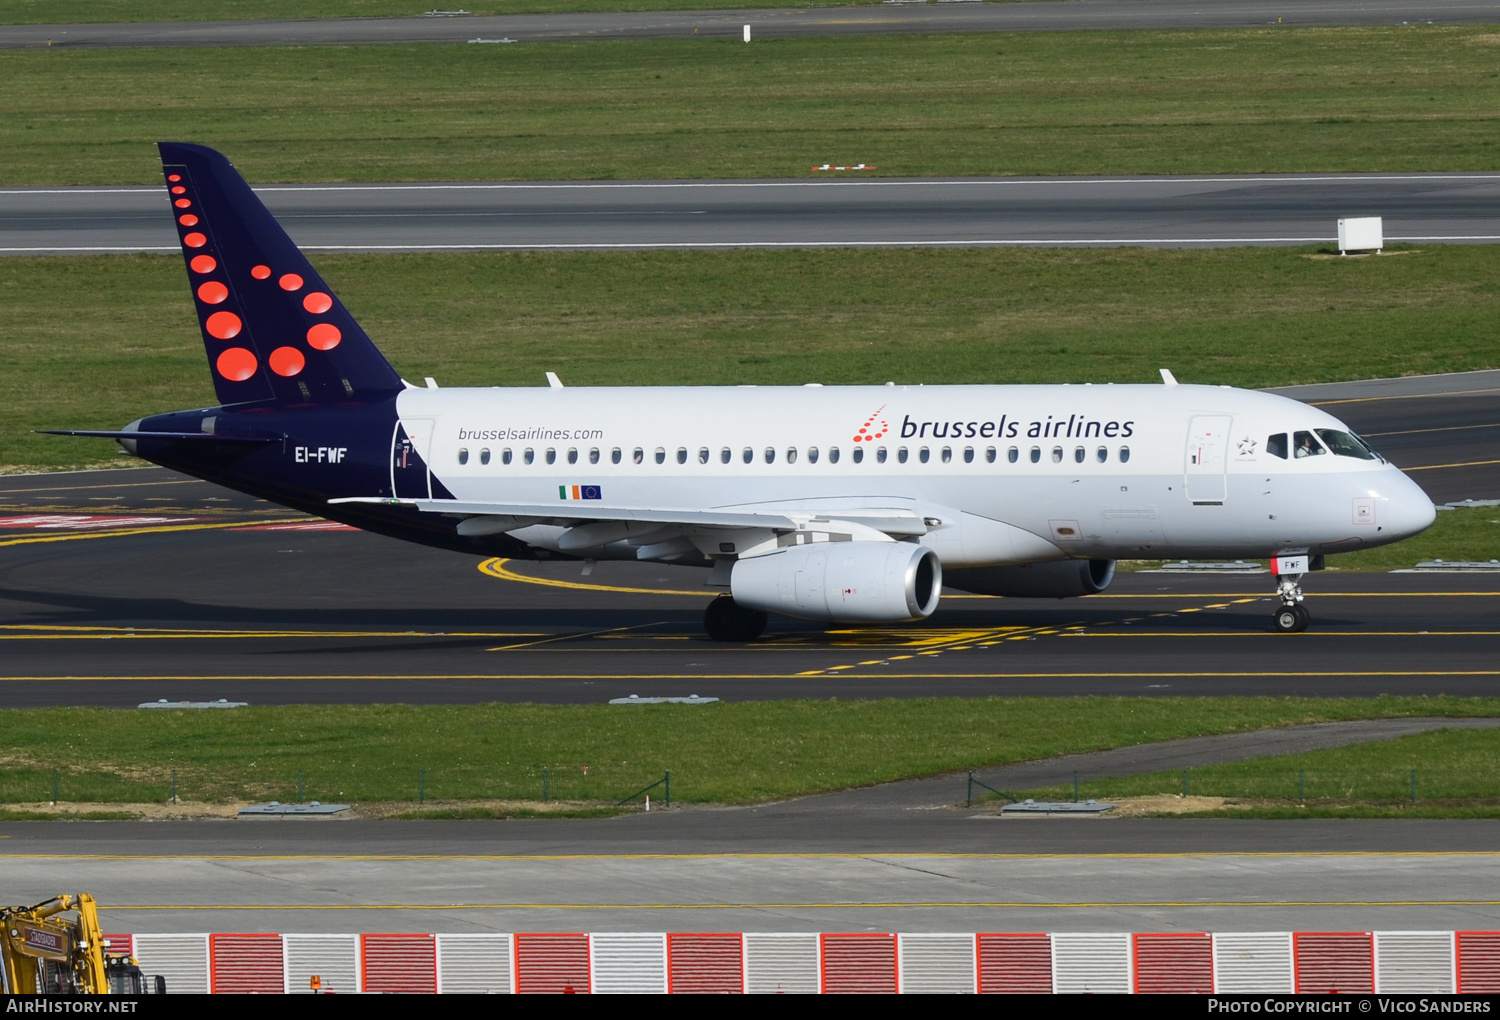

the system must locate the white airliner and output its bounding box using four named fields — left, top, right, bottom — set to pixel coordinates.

left=54, top=144, right=1438, bottom=640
